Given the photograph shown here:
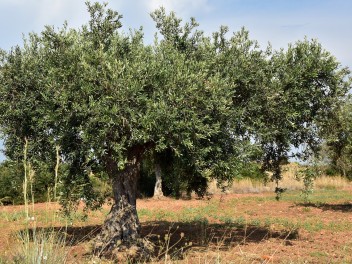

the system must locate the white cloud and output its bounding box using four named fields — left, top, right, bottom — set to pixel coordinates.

left=0, top=0, right=124, bottom=32
left=0, top=0, right=23, bottom=5
left=147, top=0, right=212, bottom=16
left=33, top=0, right=91, bottom=29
